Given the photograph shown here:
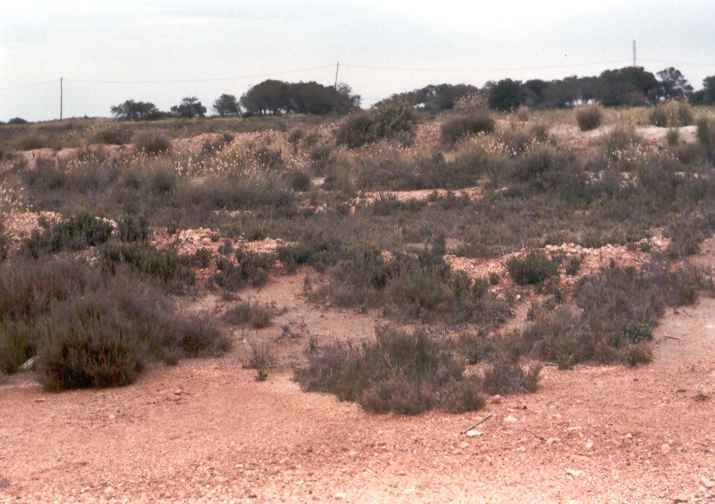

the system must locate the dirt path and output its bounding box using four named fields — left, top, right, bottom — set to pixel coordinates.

left=1, top=274, right=714, bottom=502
